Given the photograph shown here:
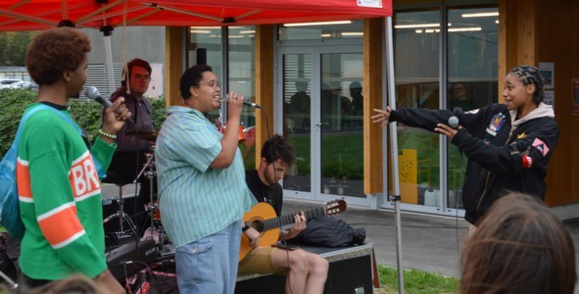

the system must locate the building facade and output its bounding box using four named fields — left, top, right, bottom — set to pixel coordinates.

left=96, top=0, right=579, bottom=219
